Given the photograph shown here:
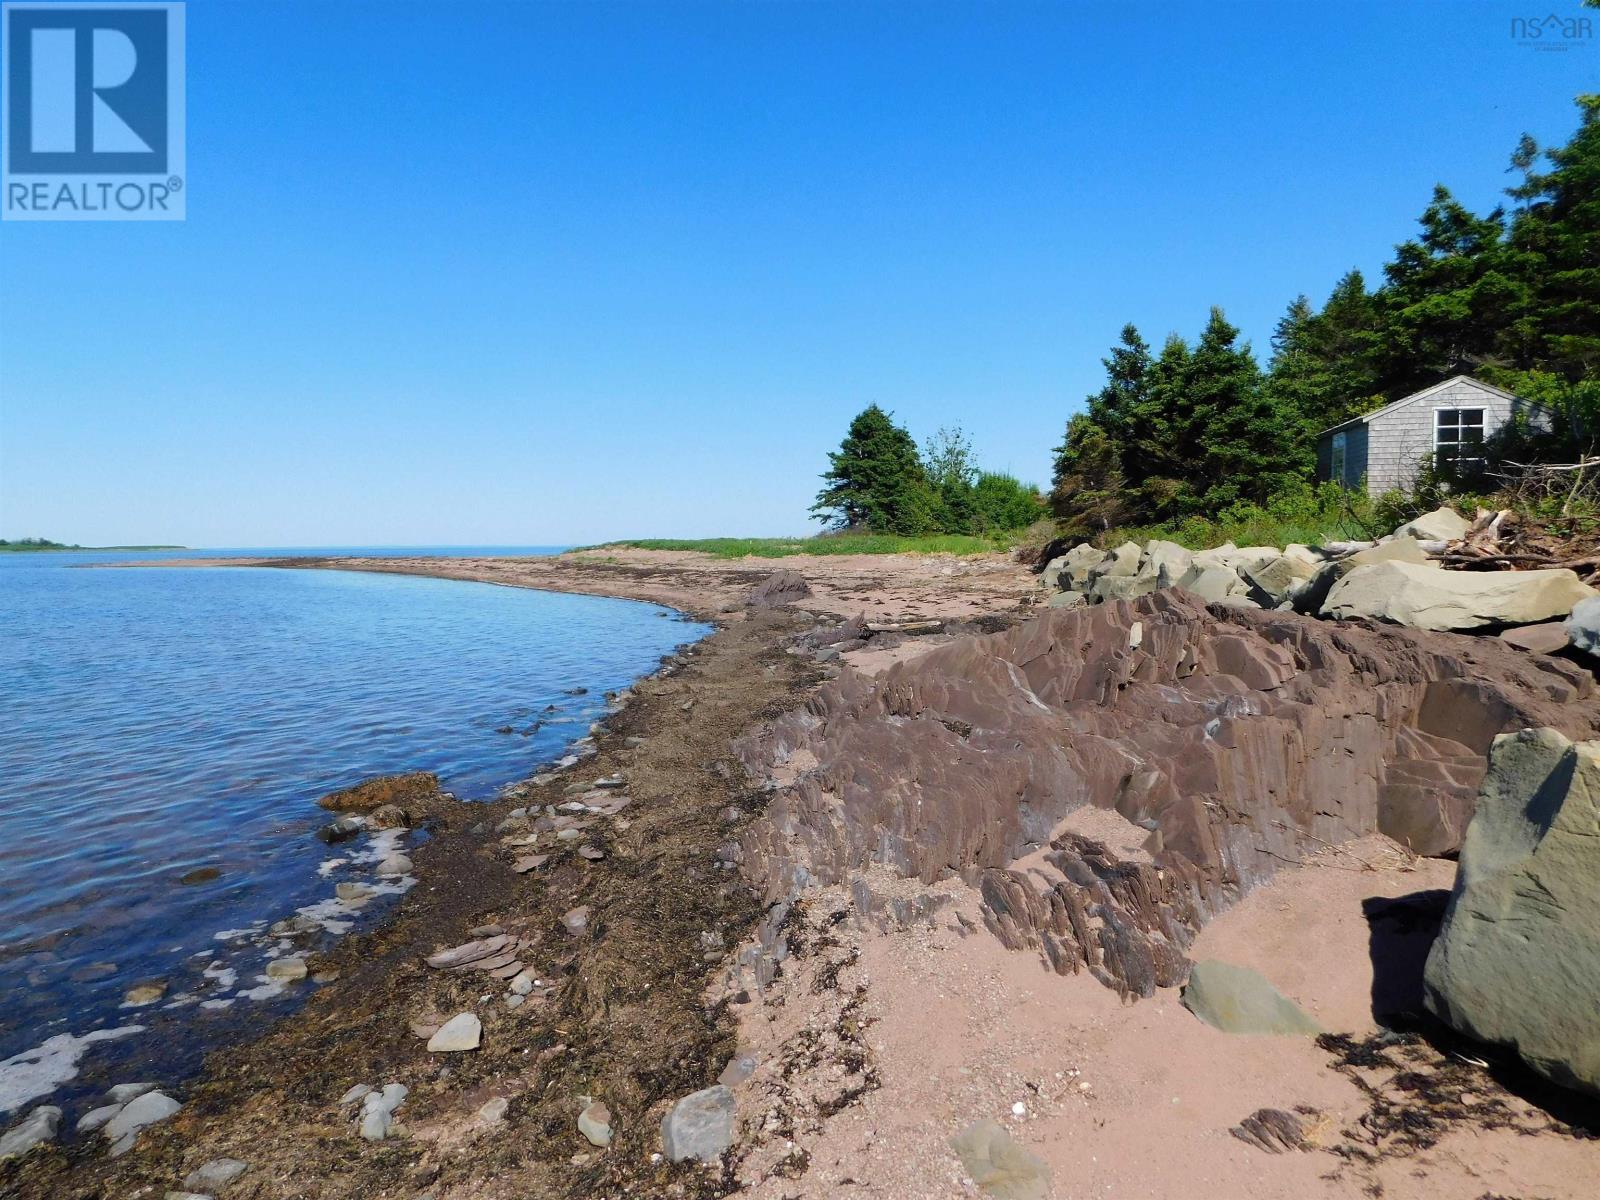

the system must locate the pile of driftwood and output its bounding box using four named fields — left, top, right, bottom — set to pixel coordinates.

left=1433, top=488, right=1599, bottom=584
